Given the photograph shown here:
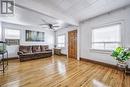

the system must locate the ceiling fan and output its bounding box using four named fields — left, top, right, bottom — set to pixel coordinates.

left=39, top=19, right=60, bottom=30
